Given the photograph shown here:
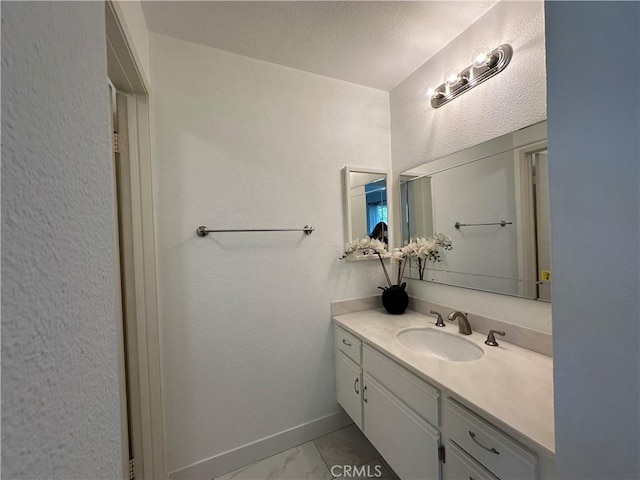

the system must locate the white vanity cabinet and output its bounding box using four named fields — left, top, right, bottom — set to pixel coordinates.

left=333, top=311, right=555, bottom=480
left=336, top=351, right=362, bottom=429
left=335, top=328, right=363, bottom=429
left=363, top=373, right=441, bottom=480
left=335, top=327, right=362, bottom=364
left=334, top=324, right=554, bottom=480
left=442, top=398, right=539, bottom=480
left=443, top=440, right=499, bottom=480
left=335, top=327, right=442, bottom=480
